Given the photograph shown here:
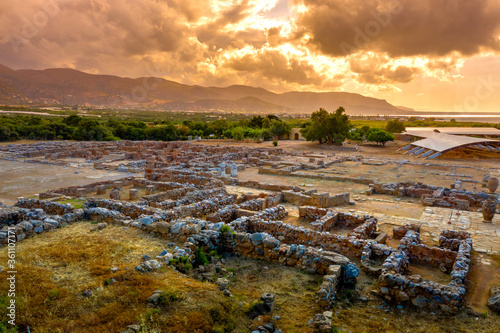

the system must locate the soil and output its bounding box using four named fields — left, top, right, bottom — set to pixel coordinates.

left=0, top=160, right=128, bottom=205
